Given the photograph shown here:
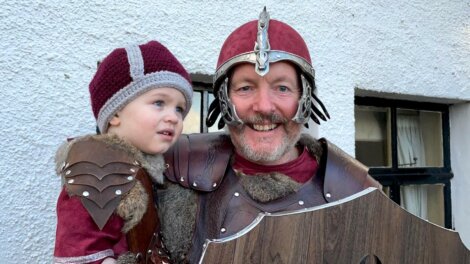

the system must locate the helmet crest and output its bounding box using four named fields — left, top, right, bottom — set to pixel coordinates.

left=254, top=7, right=271, bottom=76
